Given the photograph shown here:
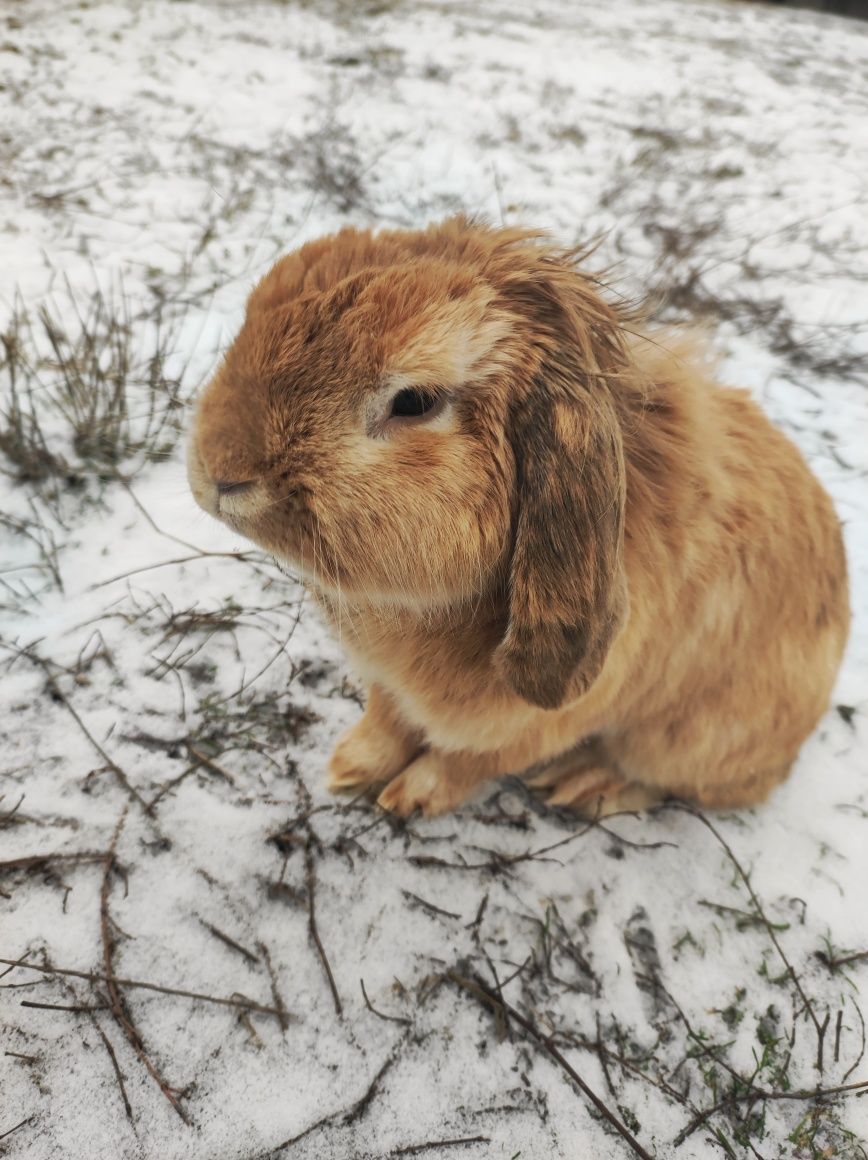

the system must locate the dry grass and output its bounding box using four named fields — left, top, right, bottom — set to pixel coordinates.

left=1, top=281, right=194, bottom=493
